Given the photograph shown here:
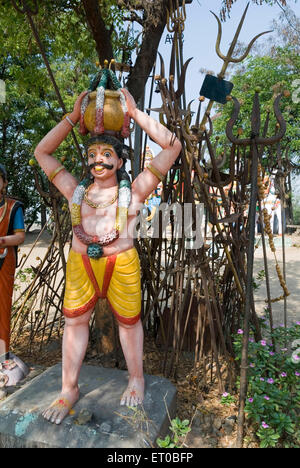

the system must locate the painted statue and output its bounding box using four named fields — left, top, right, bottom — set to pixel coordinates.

left=0, top=164, right=25, bottom=356
left=34, top=67, right=181, bottom=425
